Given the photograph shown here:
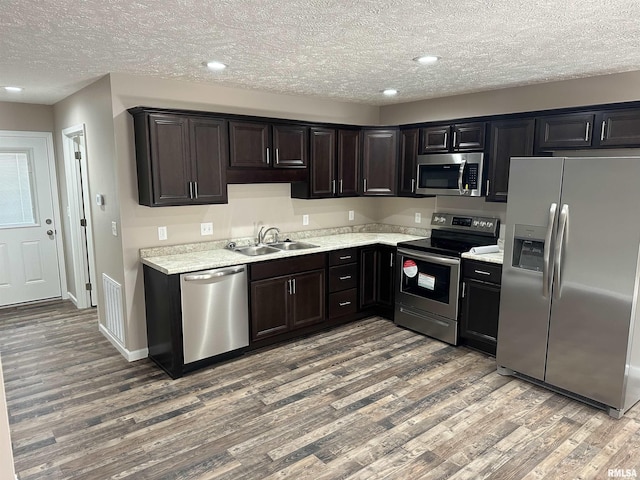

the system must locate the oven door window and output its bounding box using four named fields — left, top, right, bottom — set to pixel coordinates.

left=418, top=164, right=459, bottom=190
left=400, top=257, right=452, bottom=304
